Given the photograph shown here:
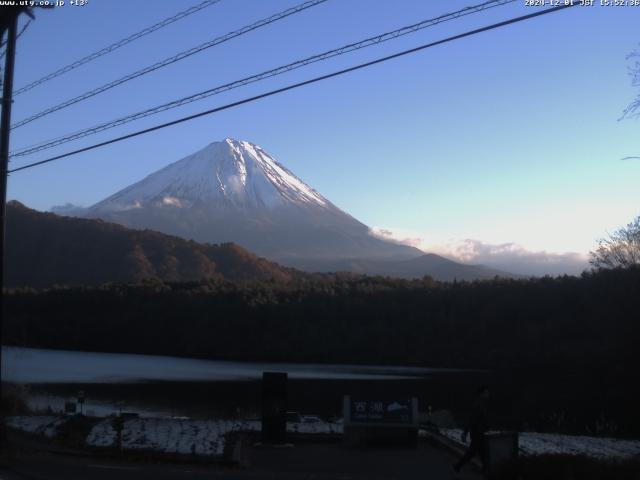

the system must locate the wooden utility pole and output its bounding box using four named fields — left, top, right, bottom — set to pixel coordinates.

left=0, top=6, right=29, bottom=420
left=1, top=14, right=19, bottom=281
